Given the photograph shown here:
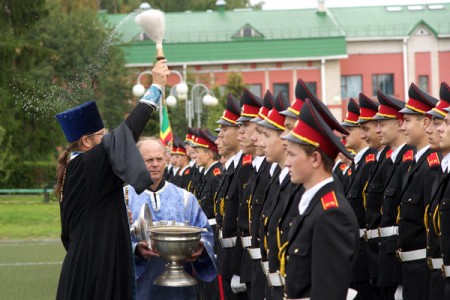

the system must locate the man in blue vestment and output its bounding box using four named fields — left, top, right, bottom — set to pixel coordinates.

left=126, top=137, right=217, bottom=300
